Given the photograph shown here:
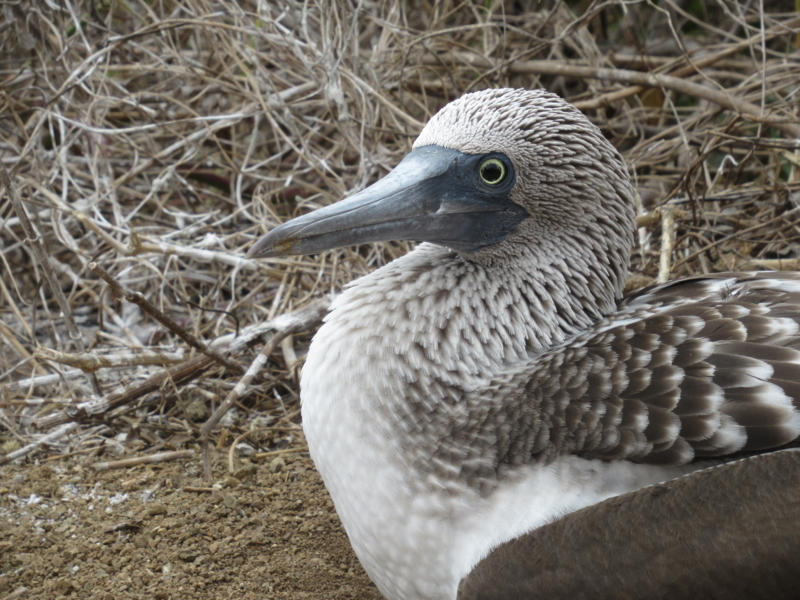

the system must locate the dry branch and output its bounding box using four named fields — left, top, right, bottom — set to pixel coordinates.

left=93, top=450, right=194, bottom=471
left=577, top=16, right=800, bottom=110
left=34, top=347, right=186, bottom=371
left=89, top=262, right=243, bottom=375
left=422, top=53, right=800, bottom=138
left=0, top=163, right=99, bottom=394
left=0, top=423, right=79, bottom=466
left=33, top=299, right=329, bottom=431
left=201, top=299, right=329, bottom=438
left=657, top=206, right=679, bottom=284
left=2, top=369, right=86, bottom=393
